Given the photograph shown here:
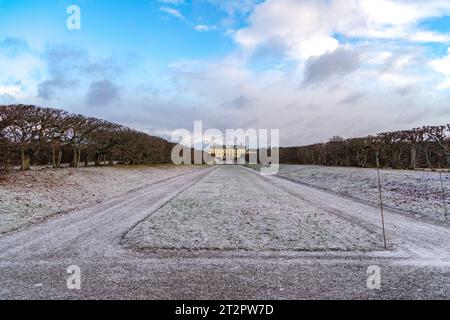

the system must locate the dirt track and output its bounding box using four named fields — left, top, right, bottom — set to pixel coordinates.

left=0, top=166, right=449, bottom=299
